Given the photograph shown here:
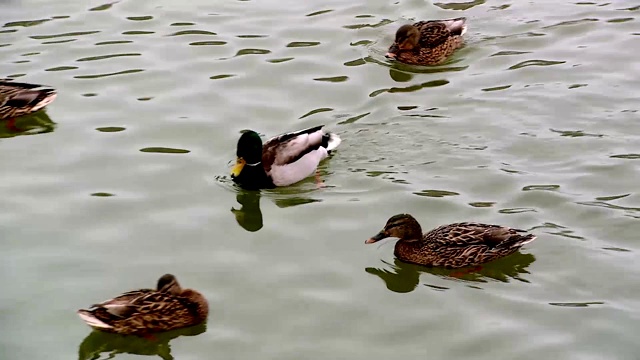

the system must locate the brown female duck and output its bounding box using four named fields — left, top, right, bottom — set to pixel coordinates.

left=386, top=18, right=467, bottom=66
left=0, top=80, right=57, bottom=120
left=77, top=274, right=209, bottom=335
left=366, top=214, right=536, bottom=268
